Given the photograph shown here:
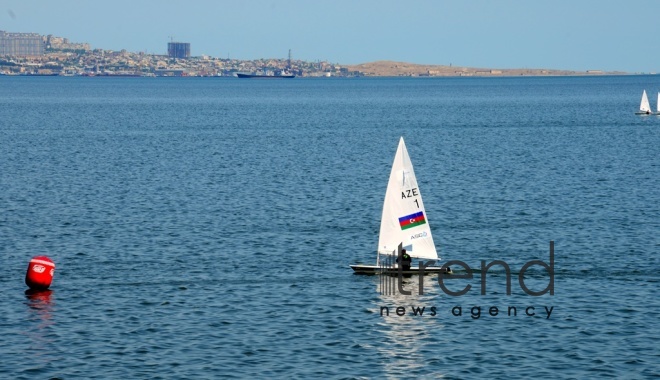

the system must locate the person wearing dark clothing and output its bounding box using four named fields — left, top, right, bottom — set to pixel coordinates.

left=397, top=248, right=412, bottom=271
